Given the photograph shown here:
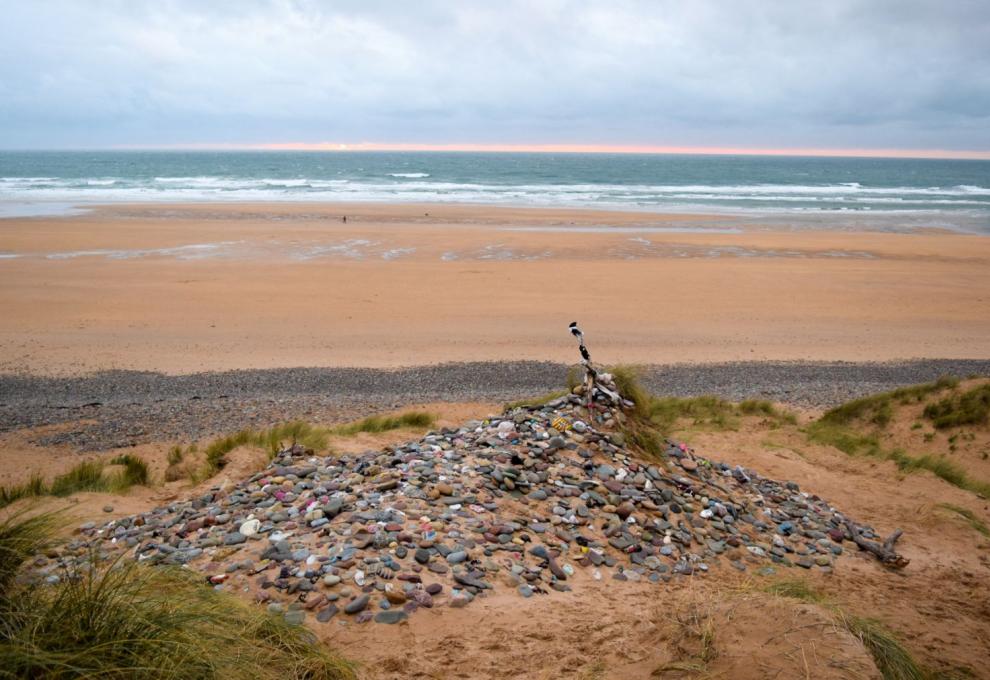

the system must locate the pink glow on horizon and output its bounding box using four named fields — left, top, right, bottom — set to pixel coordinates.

left=127, top=141, right=990, bottom=160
